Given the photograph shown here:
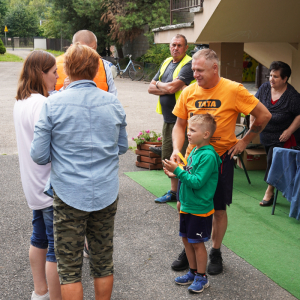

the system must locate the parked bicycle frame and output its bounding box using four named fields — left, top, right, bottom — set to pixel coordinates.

left=114, top=55, right=144, bottom=81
